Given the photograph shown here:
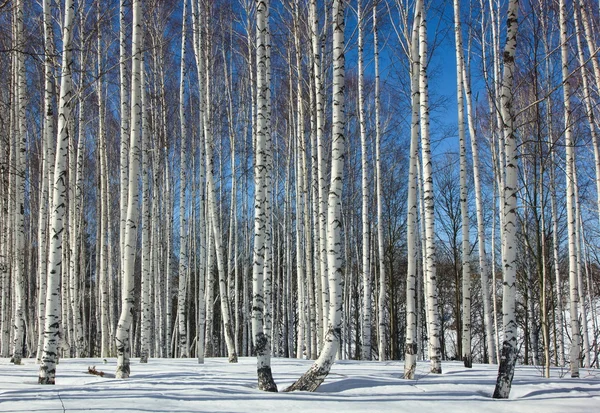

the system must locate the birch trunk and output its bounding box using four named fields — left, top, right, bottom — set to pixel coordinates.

left=36, top=0, right=55, bottom=363
left=140, top=51, right=151, bottom=364
left=492, top=0, right=520, bottom=399
left=357, top=0, right=371, bottom=361
left=285, top=0, right=345, bottom=392
left=39, top=0, right=75, bottom=384
left=115, top=0, right=142, bottom=378
left=418, top=0, right=442, bottom=374
left=404, top=0, right=421, bottom=379
left=462, top=0, right=496, bottom=365
left=202, top=27, right=237, bottom=362
left=452, top=0, right=471, bottom=368
left=252, top=0, right=277, bottom=391
left=98, top=9, right=110, bottom=356
left=11, top=0, right=27, bottom=366
left=558, top=0, right=581, bottom=379
left=177, top=0, right=190, bottom=359
left=373, top=0, right=387, bottom=363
